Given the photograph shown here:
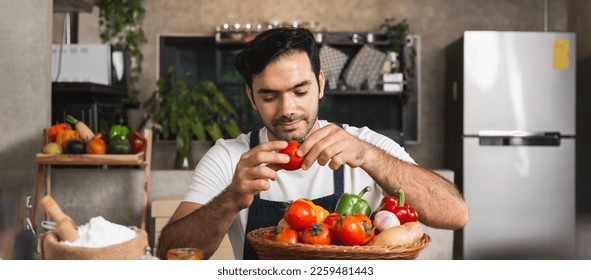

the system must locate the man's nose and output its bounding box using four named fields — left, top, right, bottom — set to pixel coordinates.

left=279, top=94, right=297, bottom=115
